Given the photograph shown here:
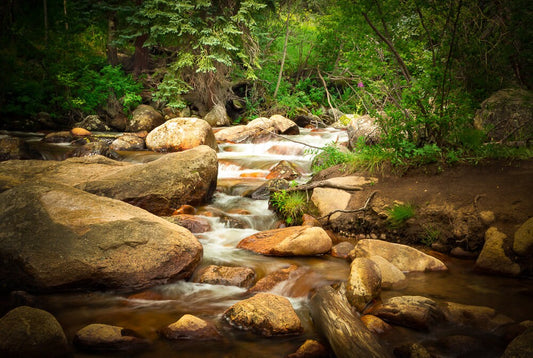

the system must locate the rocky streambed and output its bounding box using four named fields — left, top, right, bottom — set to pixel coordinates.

left=1, top=116, right=532, bottom=357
